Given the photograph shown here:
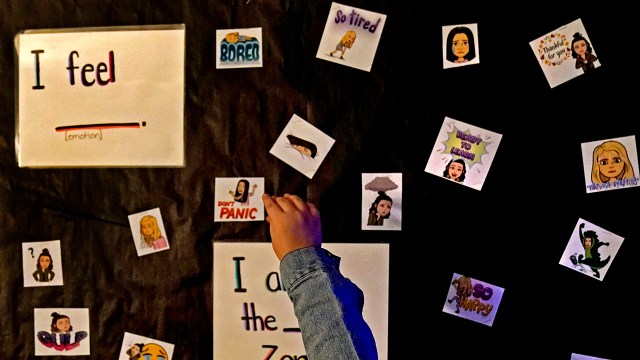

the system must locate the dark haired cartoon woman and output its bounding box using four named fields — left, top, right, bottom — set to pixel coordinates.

left=287, top=134, right=317, bottom=158
left=33, top=248, right=55, bottom=282
left=44, top=312, right=88, bottom=350
left=571, top=32, right=598, bottom=73
left=446, top=26, right=476, bottom=63
left=367, top=191, right=393, bottom=226
left=126, top=343, right=144, bottom=360
left=577, top=223, right=610, bottom=278
left=229, top=179, right=257, bottom=206
left=50, top=312, right=72, bottom=333
left=442, top=158, right=467, bottom=182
